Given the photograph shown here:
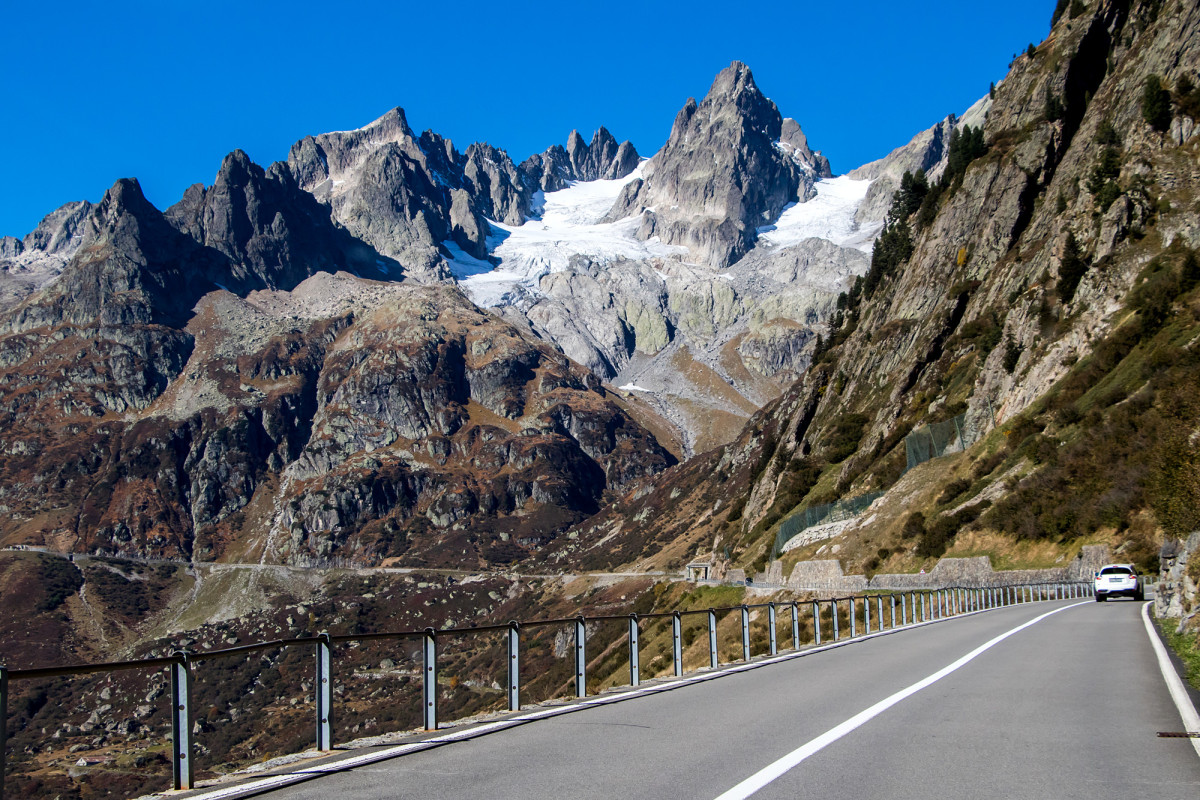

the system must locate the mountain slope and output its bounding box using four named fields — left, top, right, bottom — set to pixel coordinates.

left=550, top=0, right=1200, bottom=579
